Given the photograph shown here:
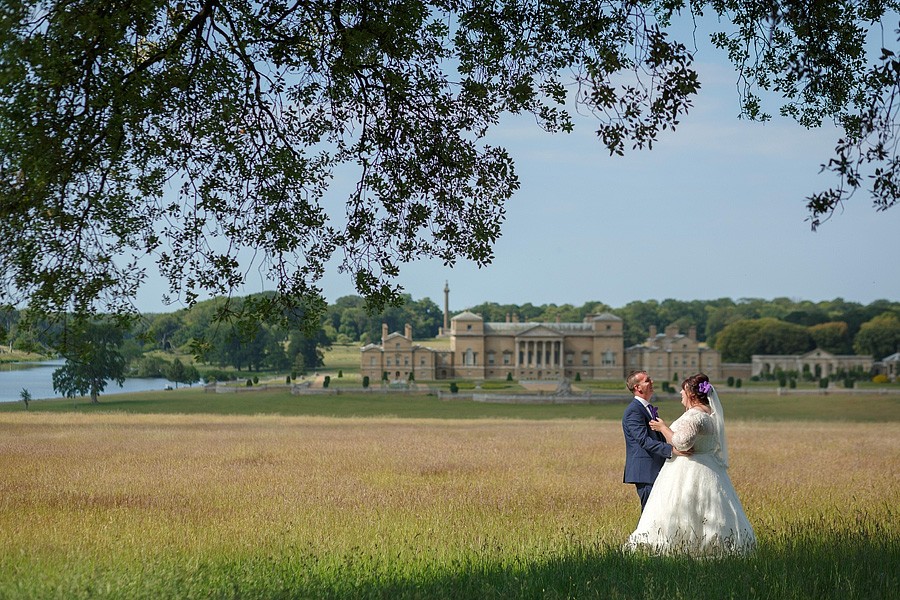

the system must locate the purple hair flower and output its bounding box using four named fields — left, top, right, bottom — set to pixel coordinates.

left=698, top=381, right=712, bottom=394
